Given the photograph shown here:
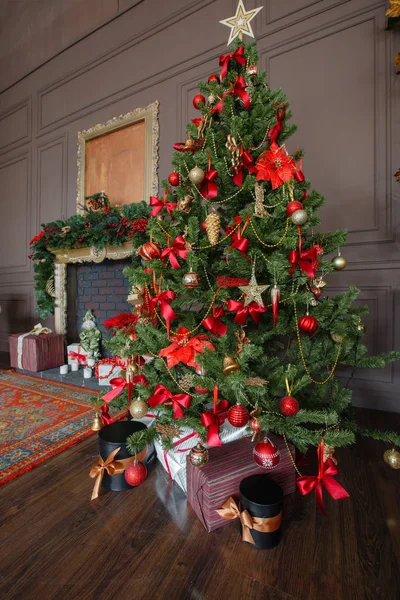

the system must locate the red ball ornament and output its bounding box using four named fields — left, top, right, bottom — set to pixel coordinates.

left=253, top=438, right=280, bottom=470
left=124, top=461, right=147, bottom=486
left=193, top=94, right=206, bottom=110
left=298, top=314, right=318, bottom=334
left=138, top=241, right=161, bottom=261
left=311, top=286, right=322, bottom=298
left=280, top=395, right=300, bottom=416
left=286, top=201, right=303, bottom=216
left=201, top=220, right=207, bottom=231
left=208, top=74, right=220, bottom=84
left=227, top=403, right=249, bottom=427
left=168, top=172, right=180, bottom=186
